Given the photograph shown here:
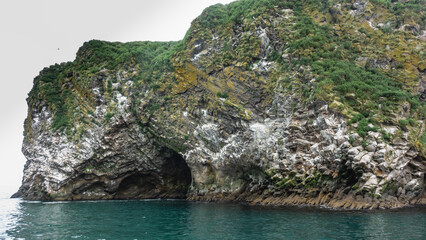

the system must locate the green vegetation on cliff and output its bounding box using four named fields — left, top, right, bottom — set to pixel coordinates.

left=25, top=40, right=181, bottom=134
left=25, top=0, right=425, bottom=154
left=74, top=40, right=182, bottom=81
